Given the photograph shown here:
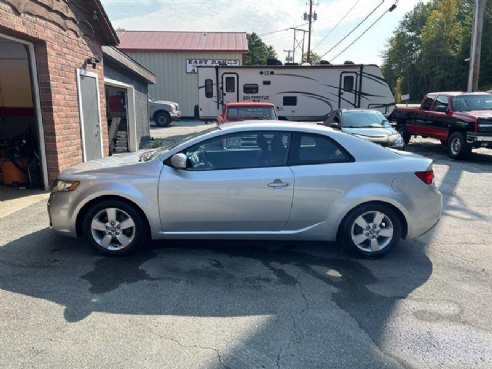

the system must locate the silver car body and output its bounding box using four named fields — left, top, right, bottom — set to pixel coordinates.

left=325, top=109, right=405, bottom=149
left=148, top=99, right=181, bottom=121
left=48, top=122, right=441, bottom=244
